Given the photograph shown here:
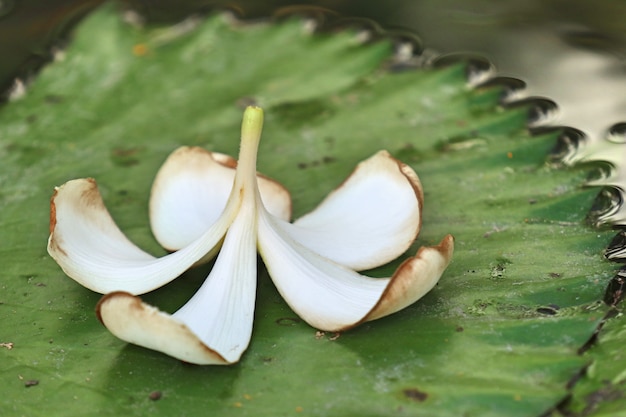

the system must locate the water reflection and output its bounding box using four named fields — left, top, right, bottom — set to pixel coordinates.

left=0, top=0, right=104, bottom=94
